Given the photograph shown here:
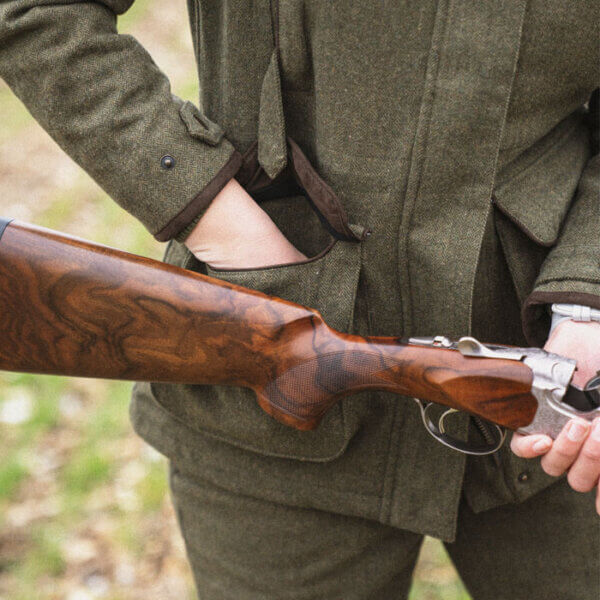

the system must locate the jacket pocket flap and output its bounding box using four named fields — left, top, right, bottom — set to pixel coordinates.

left=492, top=114, right=591, bottom=246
